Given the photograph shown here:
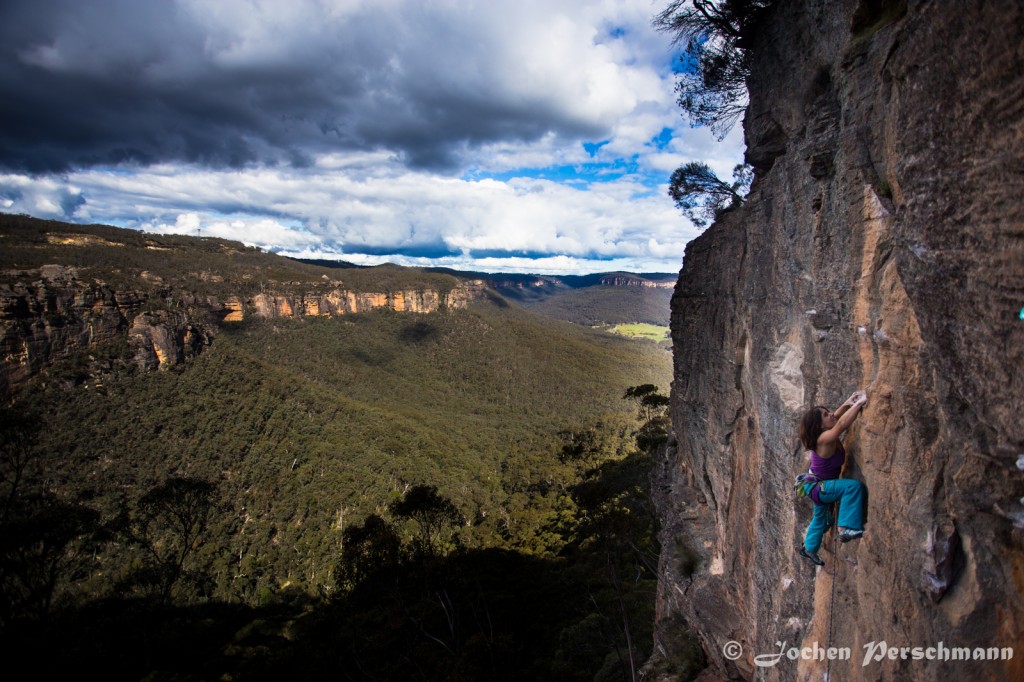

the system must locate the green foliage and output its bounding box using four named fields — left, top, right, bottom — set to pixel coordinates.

left=655, top=0, right=774, bottom=137
left=607, top=323, right=671, bottom=343
left=0, top=406, right=105, bottom=624
left=668, top=161, right=752, bottom=228
left=0, top=427, right=667, bottom=681
left=336, top=514, right=402, bottom=590
left=388, top=484, right=463, bottom=555
left=0, top=215, right=676, bottom=678
left=557, top=427, right=603, bottom=465
left=624, top=384, right=668, bottom=423
left=0, top=408, right=37, bottom=520
left=624, top=385, right=671, bottom=451
left=4, top=303, right=670, bottom=604
left=552, top=449, right=663, bottom=680
left=0, top=495, right=101, bottom=624
left=637, top=416, right=672, bottom=452
left=122, top=477, right=219, bottom=603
